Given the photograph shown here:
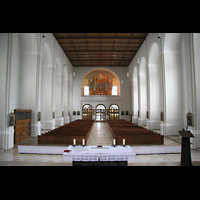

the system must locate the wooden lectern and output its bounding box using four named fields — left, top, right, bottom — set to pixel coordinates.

left=178, top=130, right=194, bottom=166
